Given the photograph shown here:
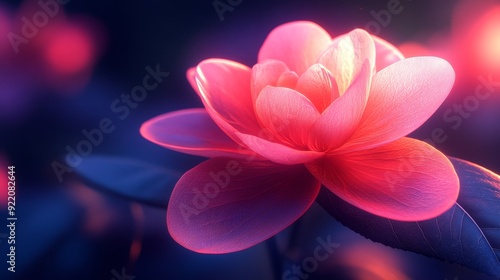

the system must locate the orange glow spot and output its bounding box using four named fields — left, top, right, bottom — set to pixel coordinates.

left=45, top=25, right=95, bottom=74
left=452, top=1, right=500, bottom=78
left=472, top=7, right=500, bottom=71
left=335, top=243, right=410, bottom=280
